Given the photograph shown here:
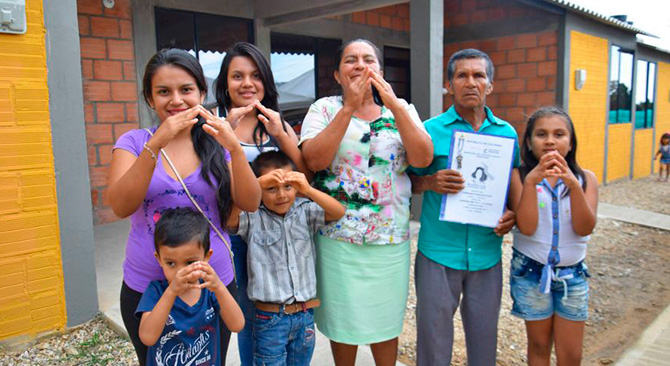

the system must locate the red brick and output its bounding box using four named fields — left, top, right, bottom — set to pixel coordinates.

left=403, top=18, right=410, bottom=32
left=397, top=4, right=409, bottom=18
left=391, top=16, right=403, bottom=31
left=98, top=144, right=114, bottom=165
left=537, top=91, right=555, bottom=105
left=119, top=19, right=132, bottom=39
left=507, top=49, right=525, bottom=63
left=87, top=146, right=97, bottom=165
left=452, top=14, right=469, bottom=27
left=114, top=123, right=139, bottom=140
left=91, top=189, right=99, bottom=205
left=547, top=45, right=558, bottom=61
left=487, top=94, right=499, bottom=108
left=80, top=37, right=106, bottom=59
left=471, top=10, right=488, bottom=23
left=86, top=123, right=113, bottom=144
left=84, top=103, right=95, bottom=123
left=508, top=107, right=525, bottom=122
left=445, top=43, right=461, bottom=57
left=497, top=64, right=516, bottom=79
left=93, top=60, right=123, bottom=80
left=517, top=34, right=538, bottom=48
left=90, top=16, right=119, bottom=38
left=517, top=92, right=537, bottom=107
left=538, top=31, right=557, bottom=46
left=507, top=6, right=527, bottom=17
left=480, top=40, right=497, bottom=53
left=461, top=0, right=477, bottom=12
left=101, top=189, right=111, bottom=206
left=445, top=1, right=460, bottom=13
left=517, top=62, right=538, bottom=78
left=379, top=14, right=392, bottom=29
left=122, top=61, right=136, bottom=81
left=376, top=5, right=396, bottom=15
left=546, top=75, right=556, bottom=90
left=497, top=36, right=516, bottom=50
left=78, top=15, right=90, bottom=36
left=81, top=59, right=93, bottom=80
left=103, top=0, right=131, bottom=19
left=499, top=94, right=516, bottom=106
left=111, top=82, right=137, bottom=101
left=527, top=47, right=547, bottom=62
left=352, top=12, right=366, bottom=24
left=126, top=103, right=139, bottom=122
left=77, top=0, right=102, bottom=15
left=107, top=40, right=134, bottom=60
left=537, top=61, right=557, bottom=76
left=96, top=103, right=125, bottom=122
left=527, top=77, right=547, bottom=92
left=366, top=12, right=379, bottom=26
left=487, top=8, right=506, bottom=21
left=89, top=166, right=109, bottom=187
left=83, top=81, right=111, bottom=101
left=504, top=79, right=525, bottom=92
left=489, top=51, right=505, bottom=65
